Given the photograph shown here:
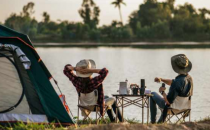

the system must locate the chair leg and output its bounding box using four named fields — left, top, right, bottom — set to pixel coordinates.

left=78, top=106, right=109, bottom=125
left=77, top=107, right=80, bottom=124
left=189, top=110, right=191, bottom=122
left=78, top=107, right=89, bottom=124
left=166, top=114, right=173, bottom=124
left=96, top=107, right=99, bottom=124
left=165, top=109, right=191, bottom=124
